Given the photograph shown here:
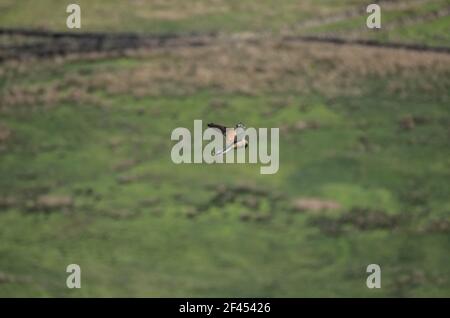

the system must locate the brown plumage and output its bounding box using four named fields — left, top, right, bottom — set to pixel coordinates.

left=207, top=122, right=248, bottom=155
